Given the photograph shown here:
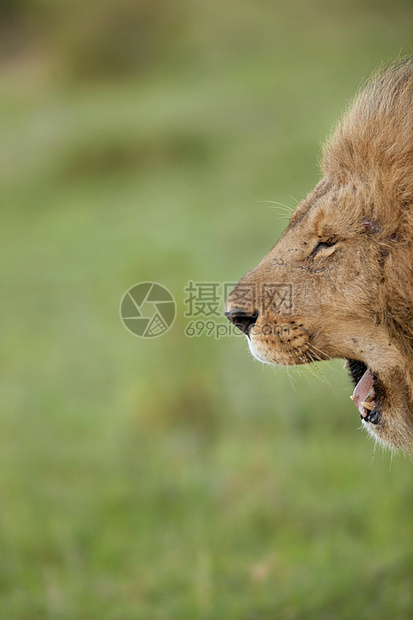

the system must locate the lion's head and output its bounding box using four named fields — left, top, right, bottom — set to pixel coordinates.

left=225, top=59, right=413, bottom=452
